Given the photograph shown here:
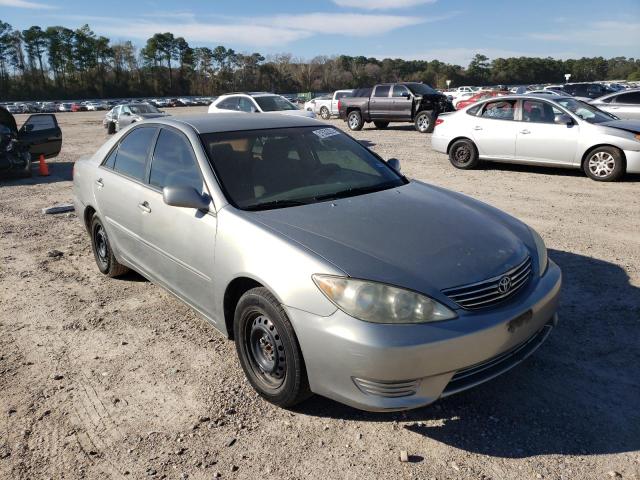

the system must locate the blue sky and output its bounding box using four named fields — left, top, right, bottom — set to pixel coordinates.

left=1, top=0, right=639, bottom=65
